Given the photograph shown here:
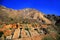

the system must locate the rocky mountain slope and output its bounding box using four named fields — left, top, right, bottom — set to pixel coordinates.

left=0, top=6, right=60, bottom=40
left=0, top=6, right=52, bottom=24
left=45, top=14, right=60, bottom=34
